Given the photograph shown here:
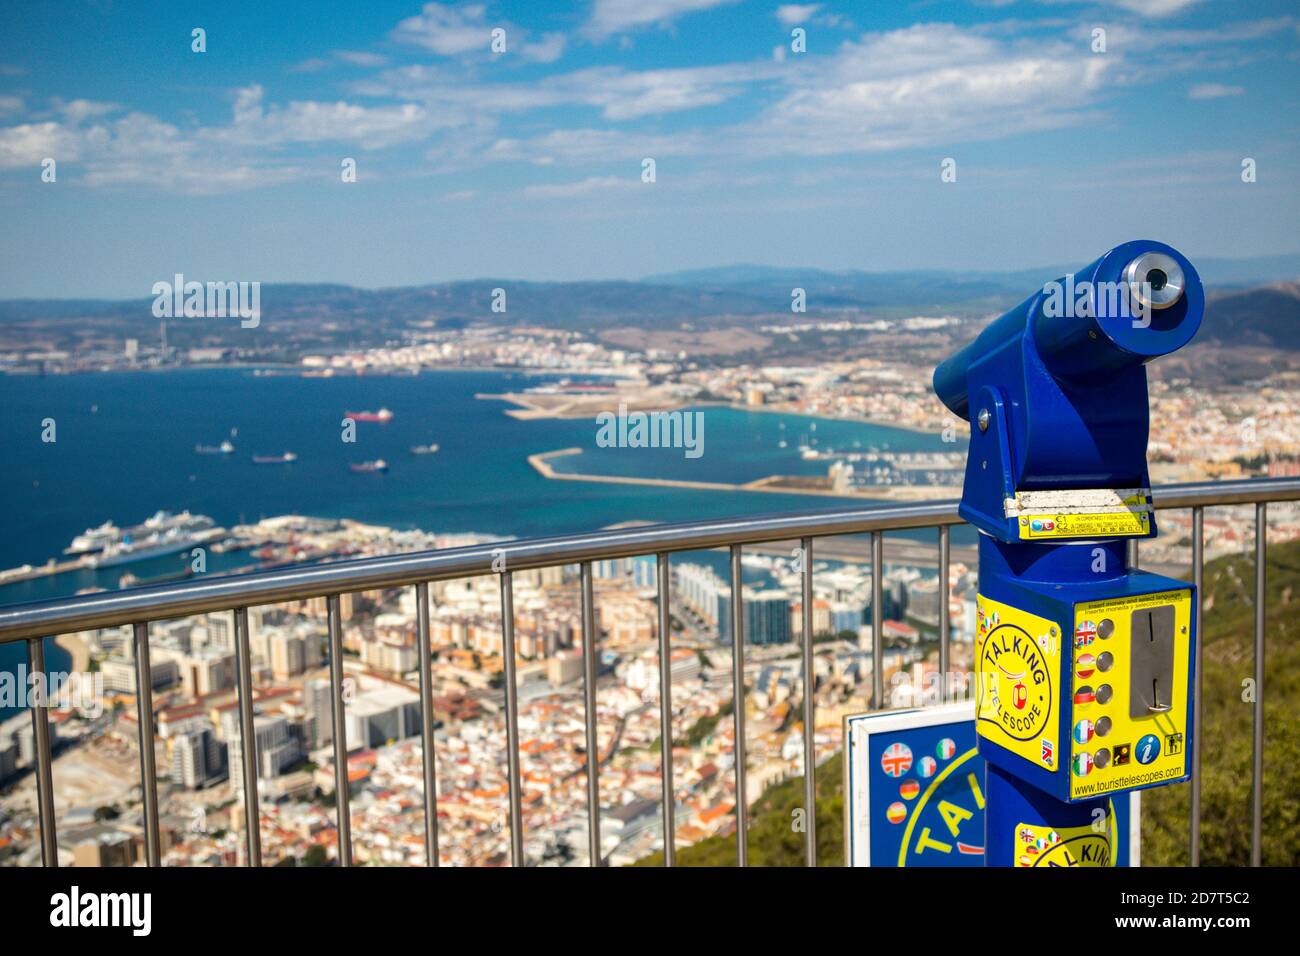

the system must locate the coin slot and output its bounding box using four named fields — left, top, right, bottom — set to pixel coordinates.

left=1130, top=604, right=1175, bottom=718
